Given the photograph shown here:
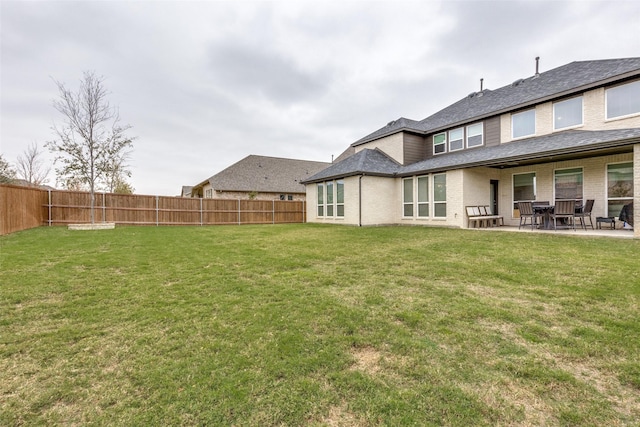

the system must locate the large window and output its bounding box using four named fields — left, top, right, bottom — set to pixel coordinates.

left=513, top=172, right=536, bottom=210
left=401, top=175, right=439, bottom=218
left=403, top=178, right=414, bottom=217
left=317, top=183, right=324, bottom=216
left=433, top=133, right=446, bottom=155
left=606, top=80, right=640, bottom=119
left=318, top=180, right=344, bottom=218
left=607, top=162, right=633, bottom=217
left=466, top=123, right=483, bottom=148
left=553, top=96, right=583, bottom=130
left=449, top=128, right=464, bottom=151
left=336, top=180, right=344, bottom=217
left=417, top=176, right=429, bottom=217
left=554, top=168, right=583, bottom=202
left=326, top=181, right=334, bottom=216
left=512, top=109, right=535, bottom=139
left=433, top=173, right=446, bottom=218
